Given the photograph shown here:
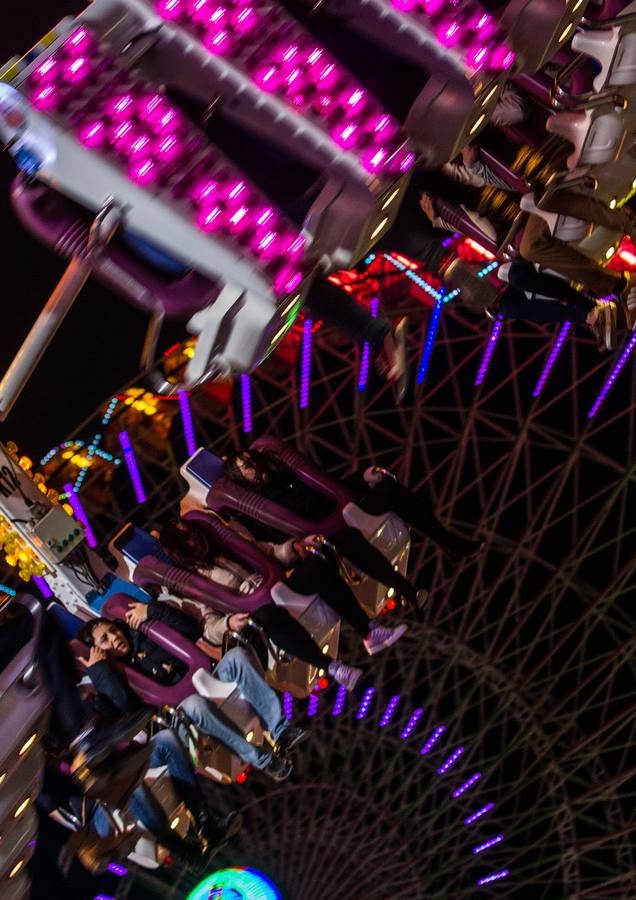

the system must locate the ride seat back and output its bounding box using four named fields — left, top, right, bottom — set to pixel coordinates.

left=268, top=582, right=340, bottom=698
left=341, top=503, right=411, bottom=617
left=546, top=108, right=628, bottom=169
left=573, top=2, right=636, bottom=90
